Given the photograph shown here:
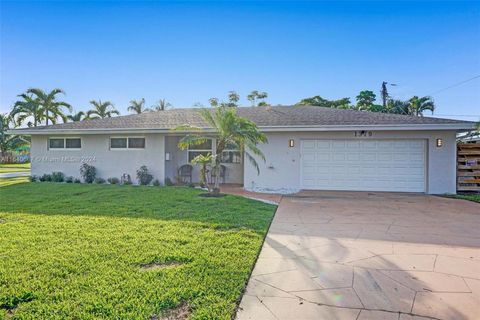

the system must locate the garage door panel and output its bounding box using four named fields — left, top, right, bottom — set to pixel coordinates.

left=301, top=139, right=425, bottom=192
